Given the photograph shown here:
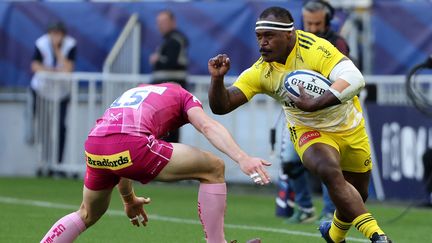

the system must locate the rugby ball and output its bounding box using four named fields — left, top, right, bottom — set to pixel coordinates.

left=283, top=70, right=332, bottom=98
